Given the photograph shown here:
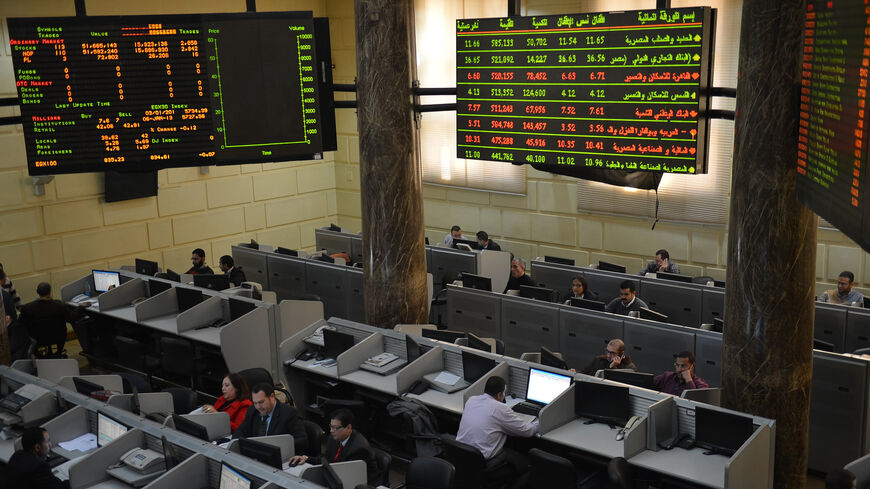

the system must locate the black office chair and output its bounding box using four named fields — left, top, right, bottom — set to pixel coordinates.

left=403, top=456, right=455, bottom=489
left=161, top=387, right=197, bottom=414
left=372, top=447, right=392, bottom=487
left=528, top=448, right=598, bottom=489
left=159, top=337, right=206, bottom=389
left=607, top=457, right=632, bottom=489
left=238, top=367, right=273, bottom=390
left=302, top=419, right=325, bottom=457
left=440, top=435, right=510, bottom=489
left=318, top=397, right=370, bottom=436
left=114, top=335, right=160, bottom=384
